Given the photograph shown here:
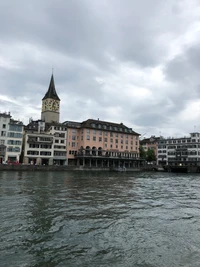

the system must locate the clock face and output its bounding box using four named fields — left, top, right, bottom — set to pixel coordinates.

left=42, top=99, right=59, bottom=112
left=52, top=100, right=59, bottom=112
